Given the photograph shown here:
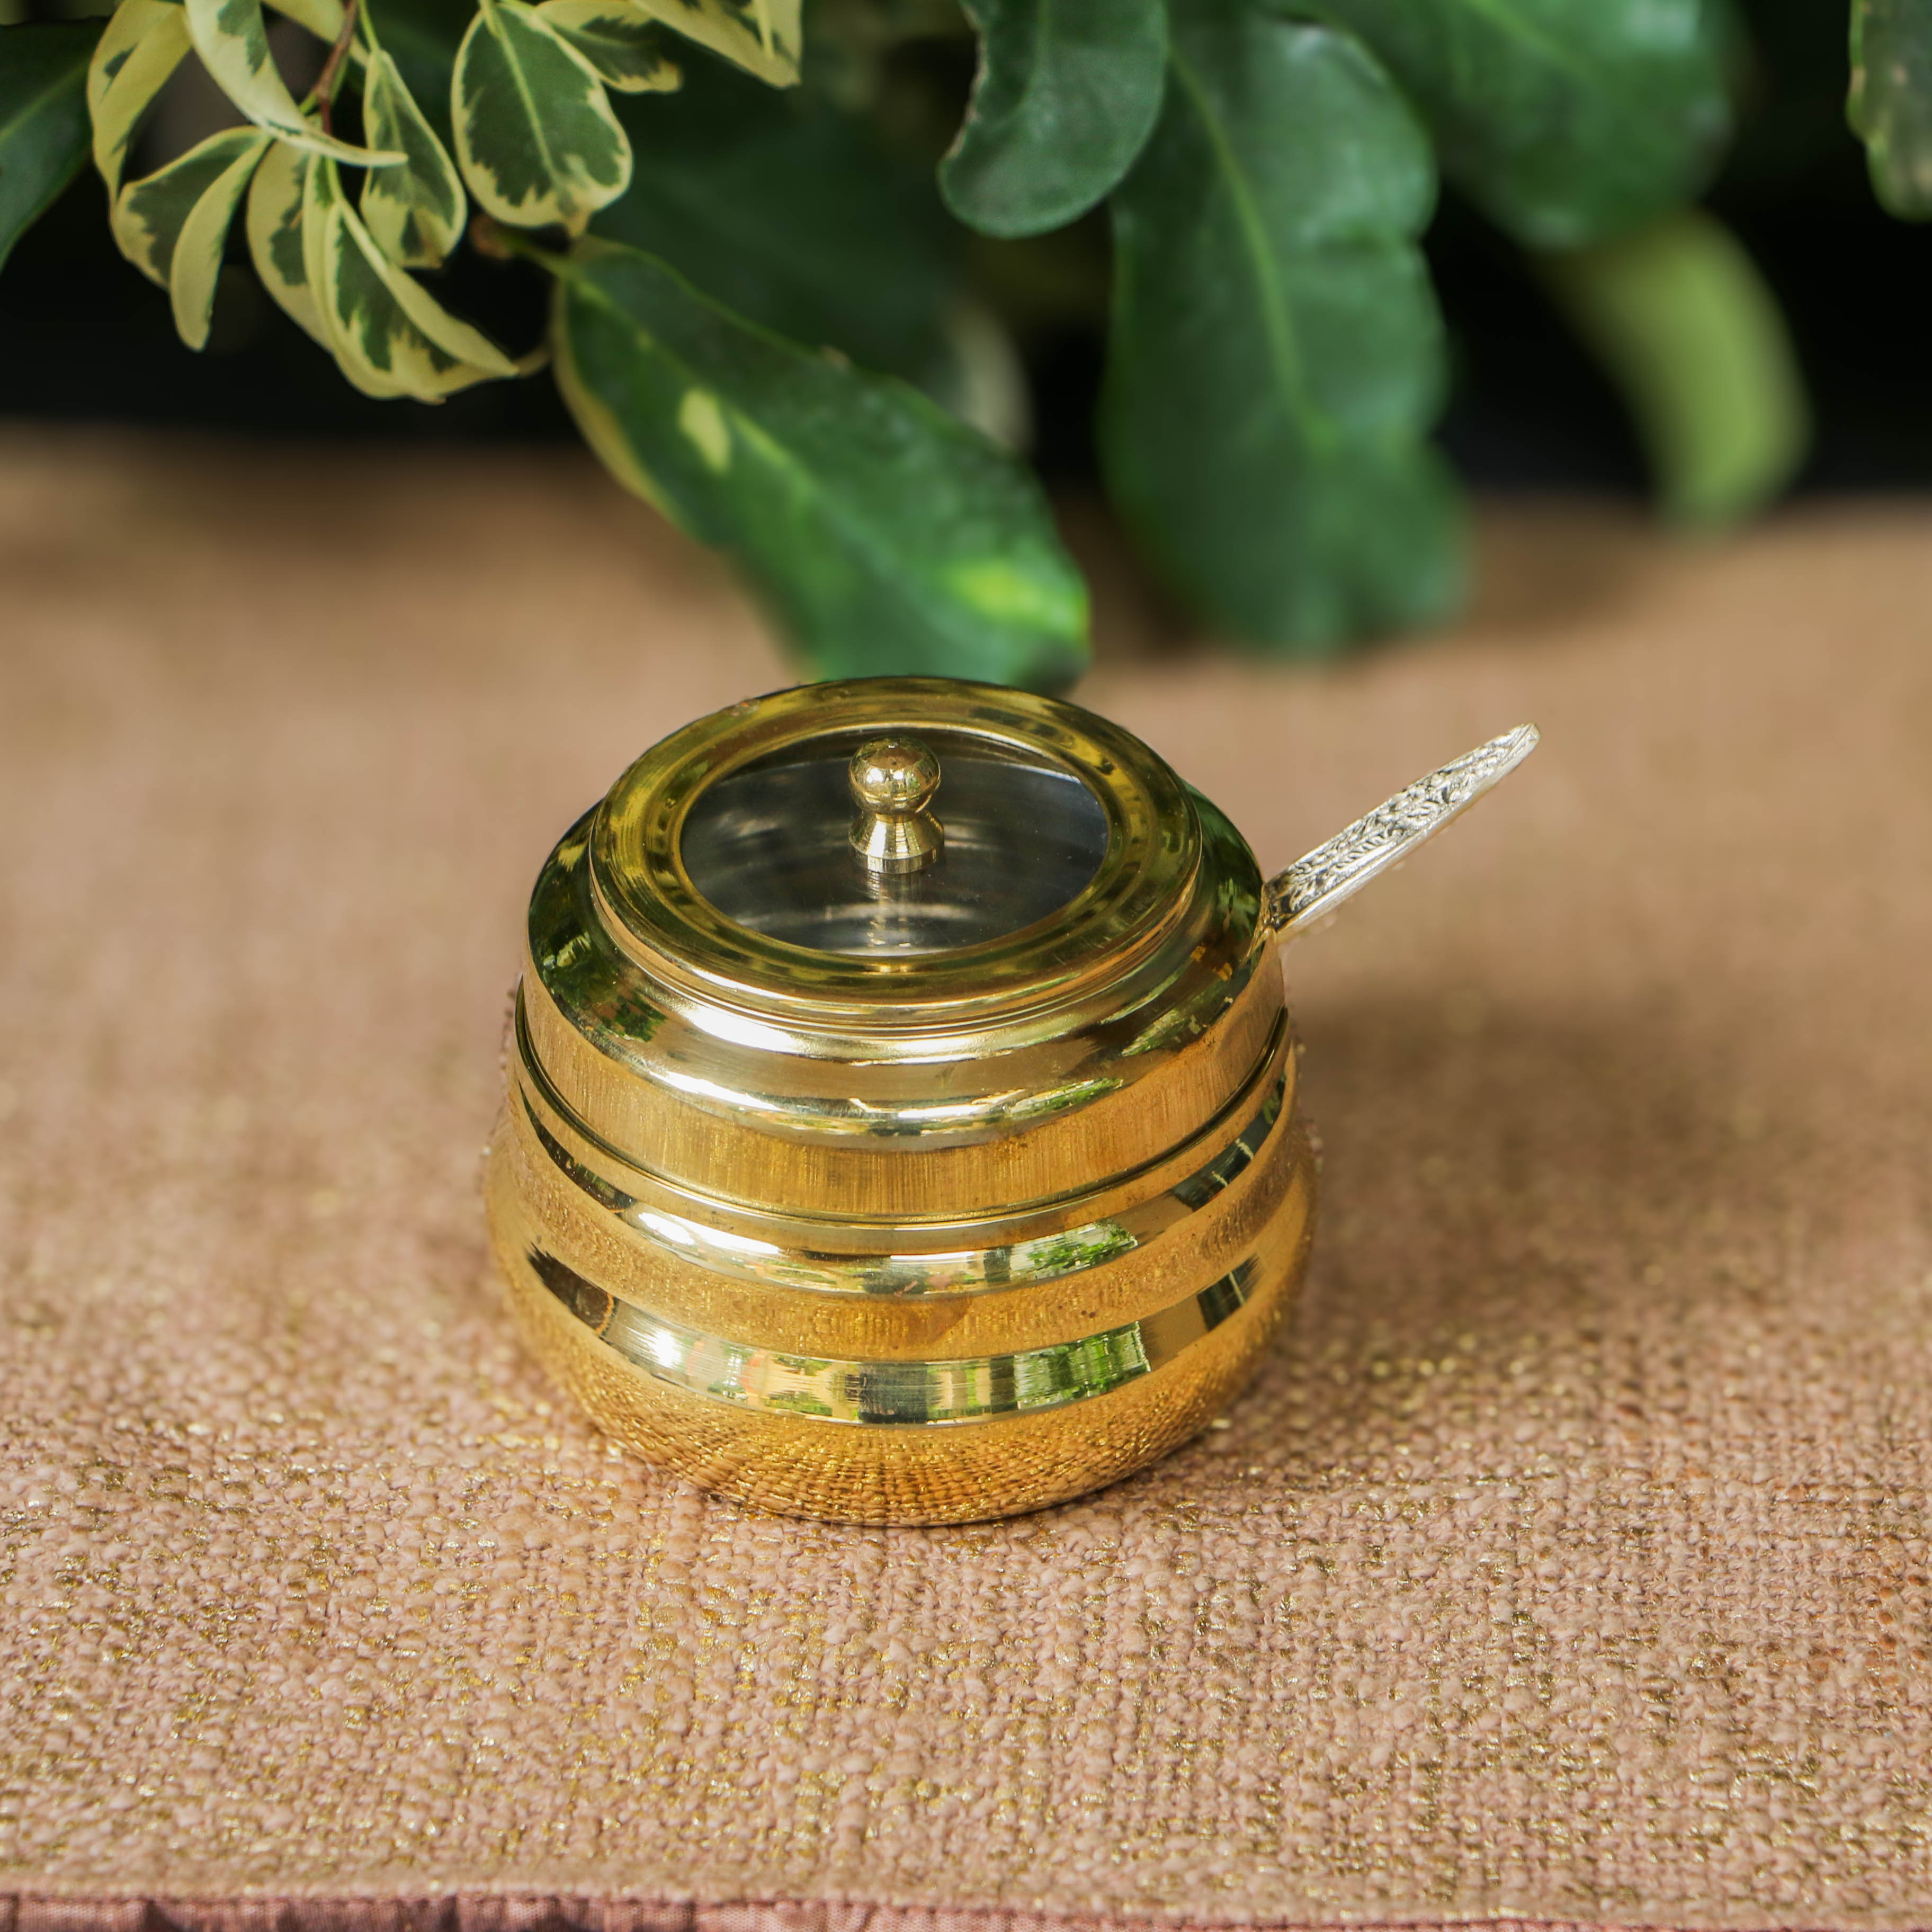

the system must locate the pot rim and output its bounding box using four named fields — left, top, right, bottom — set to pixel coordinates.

left=588, top=677, right=1206, bottom=1027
